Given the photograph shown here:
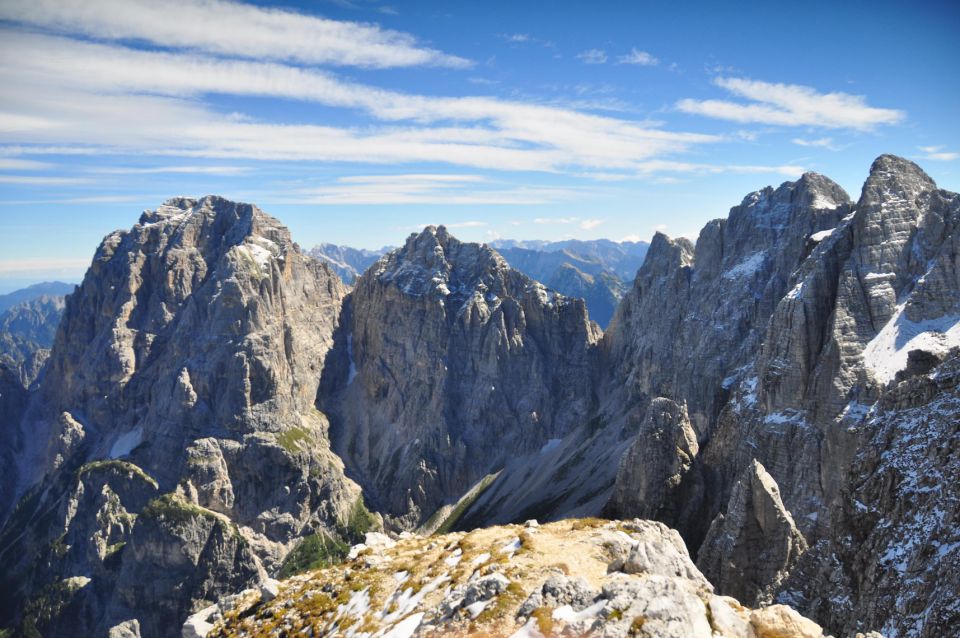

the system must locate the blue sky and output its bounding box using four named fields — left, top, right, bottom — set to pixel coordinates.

left=0, top=0, right=958, bottom=292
